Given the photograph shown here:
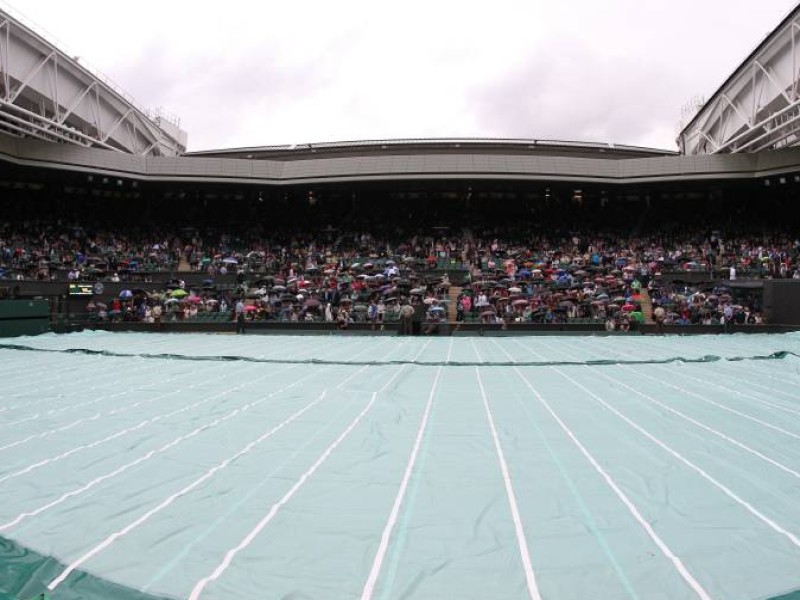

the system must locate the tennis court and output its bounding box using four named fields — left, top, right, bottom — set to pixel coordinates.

left=2, top=332, right=800, bottom=600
